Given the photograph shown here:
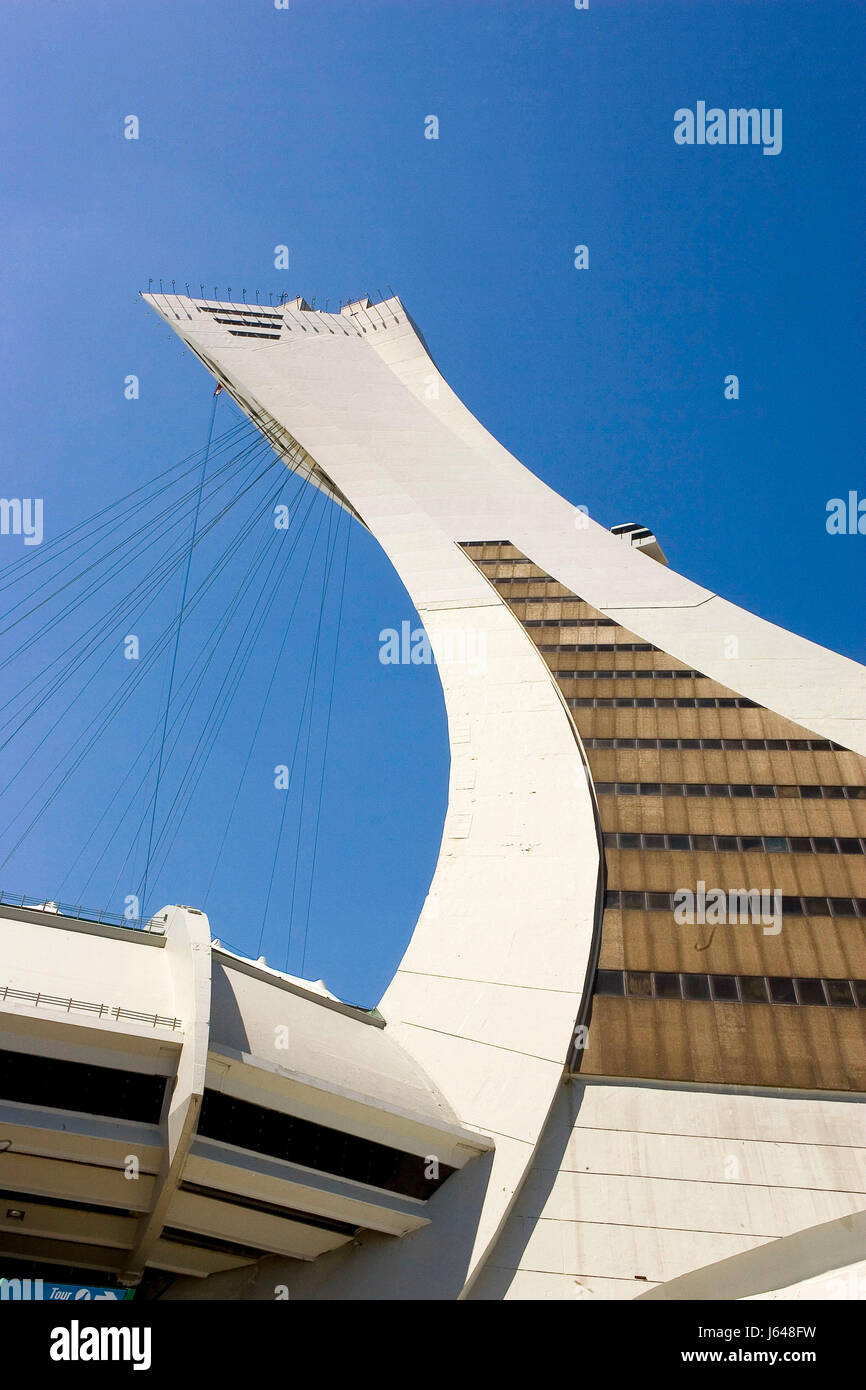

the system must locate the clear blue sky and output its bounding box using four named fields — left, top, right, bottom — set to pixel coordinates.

left=0, top=0, right=863, bottom=1006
